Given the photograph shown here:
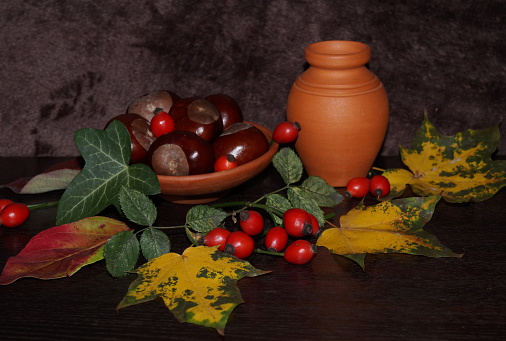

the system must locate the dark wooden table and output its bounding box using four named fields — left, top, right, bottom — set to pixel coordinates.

left=1, top=157, right=505, bottom=340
